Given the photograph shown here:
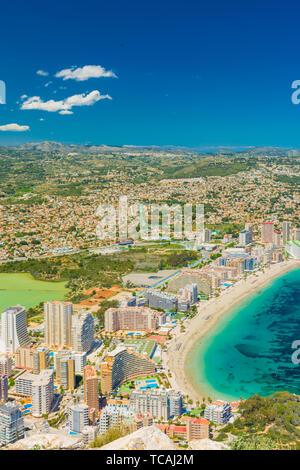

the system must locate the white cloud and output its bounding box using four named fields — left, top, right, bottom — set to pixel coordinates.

left=20, top=94, right=28, bottom=100
left=37, top=70, right=49, bottom=76
left=0, top=123, right=30, bottom=132
left=45, top=81, right=53, bottom=87
left=59, top=110, right=73, bottom=115
left=55, top=65, right=117, bottom=81
left=20, top=90, right=112, bottom=114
